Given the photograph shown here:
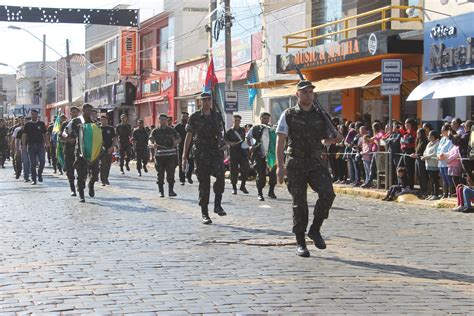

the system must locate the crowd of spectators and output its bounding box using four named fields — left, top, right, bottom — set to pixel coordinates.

left=326, top=116, right=474, bottom=211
